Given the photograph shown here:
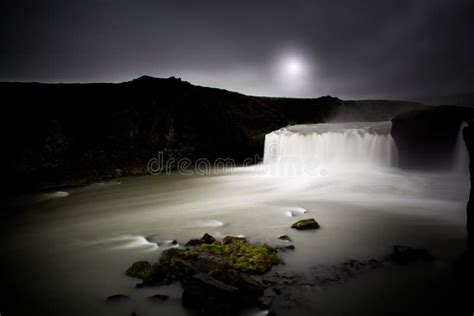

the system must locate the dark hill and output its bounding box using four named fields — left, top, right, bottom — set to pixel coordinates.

left=0, top=76, right=422, bottom=193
